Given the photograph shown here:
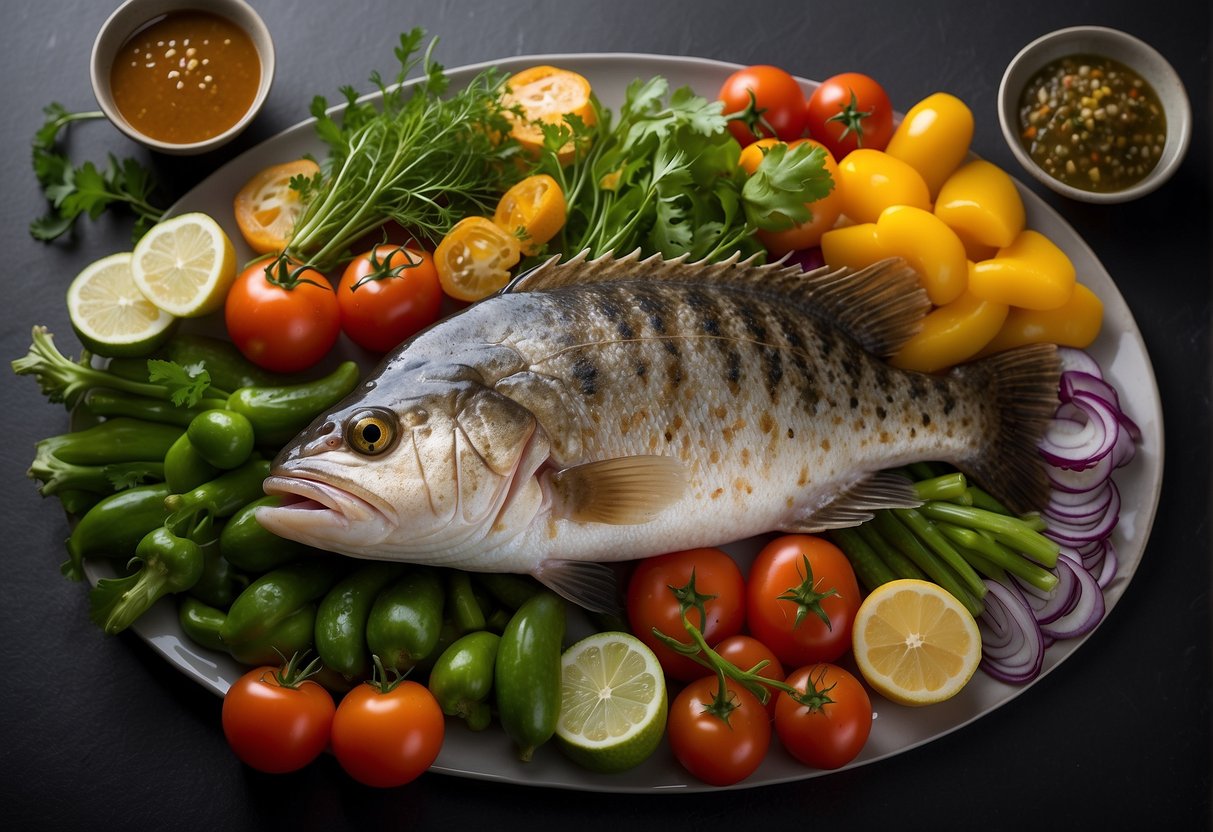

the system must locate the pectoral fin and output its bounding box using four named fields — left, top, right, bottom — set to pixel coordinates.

left=548, top=455, right=687, bottom=525
left=533, top=559, right=621, bottom=614
left=784, top=471, right=921, bottom=532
